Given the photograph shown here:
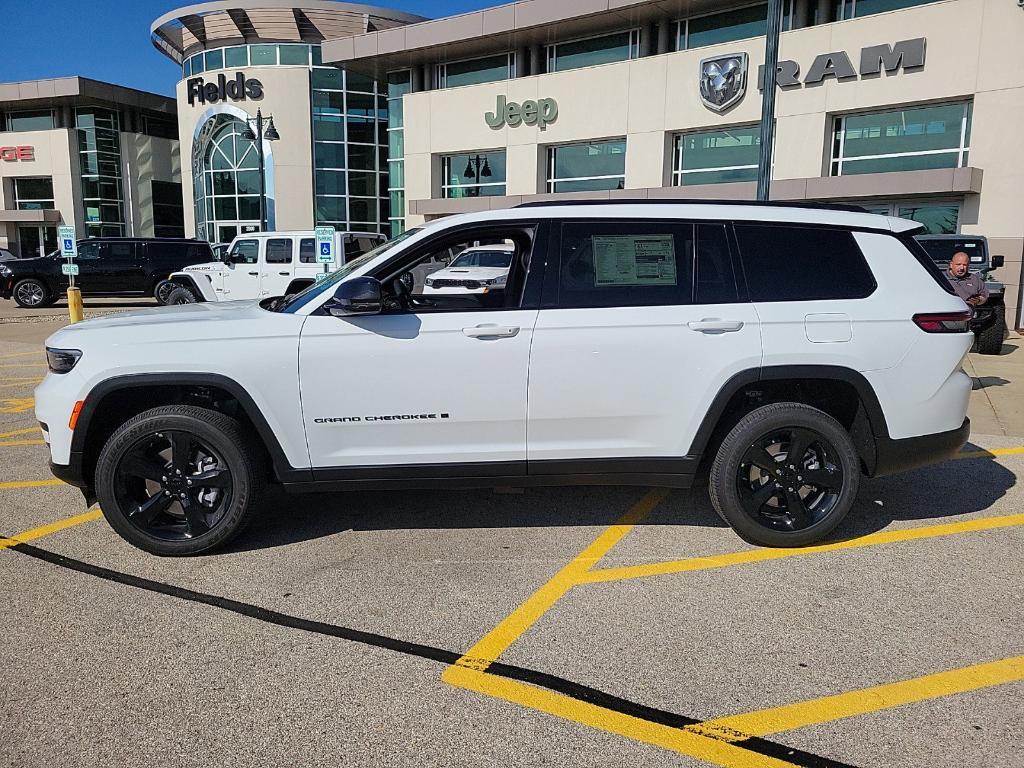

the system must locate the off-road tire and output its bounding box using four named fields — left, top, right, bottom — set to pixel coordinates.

left=95, top=405, right=264, bottom=556
left=165, top=285, right=197, bottom=304
left=153, top=279, right=176, bottom=305
left=13, top=278, right=52, bottom=308
left=709, top=402, right=861, bottom=548
left=975, top=305, right=1005, bottom=355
